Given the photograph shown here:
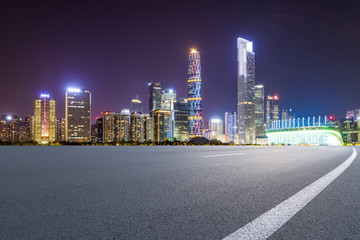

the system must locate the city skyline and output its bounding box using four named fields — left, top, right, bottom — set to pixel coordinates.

left=1, top=1, right=359, bottom=121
